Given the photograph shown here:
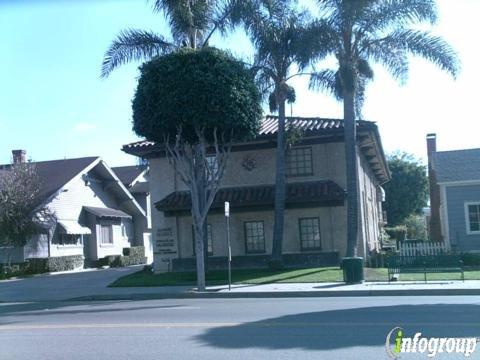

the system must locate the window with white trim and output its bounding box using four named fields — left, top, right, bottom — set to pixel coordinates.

left=286, top=147, right=313, bottom=176
left=299, top=217, right=321, bottom=250
left=100, top=225, right=113, bottom=244
left=466, top=203, right=480, bottom=233
left=244, top=221, right=266, bottom=254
